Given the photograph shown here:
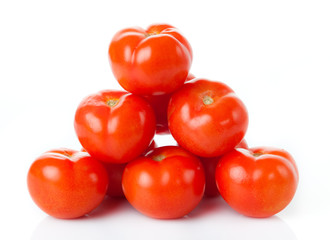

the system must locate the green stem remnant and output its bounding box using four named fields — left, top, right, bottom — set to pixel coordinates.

left=107, top=99, right=119, bottom=107
left=152, top=154, right=166, bottom=162
left=252, top=152, right=263, bottom=157
left=203, top=96, right=214, bottom=105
